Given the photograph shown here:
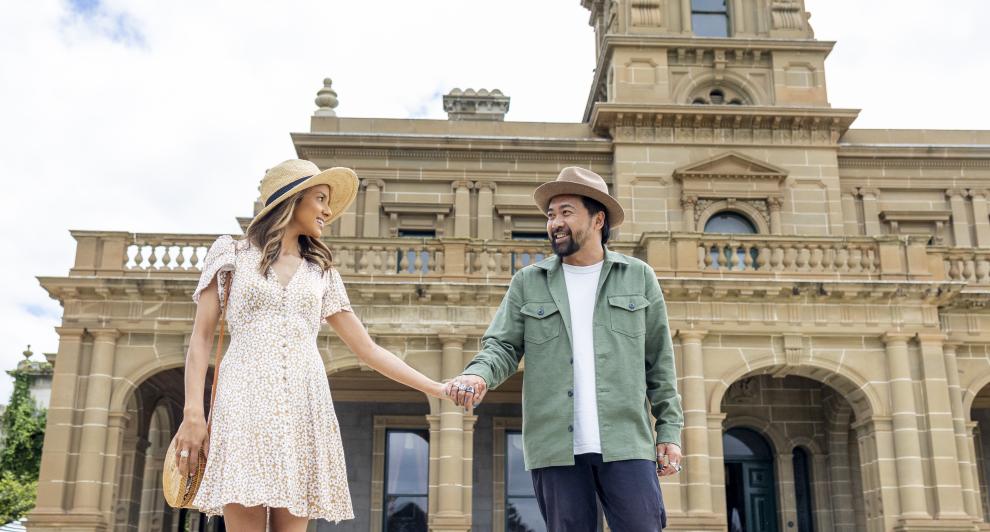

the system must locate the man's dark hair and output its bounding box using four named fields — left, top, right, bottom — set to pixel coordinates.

left=581, top=197, right=611, bottom=245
